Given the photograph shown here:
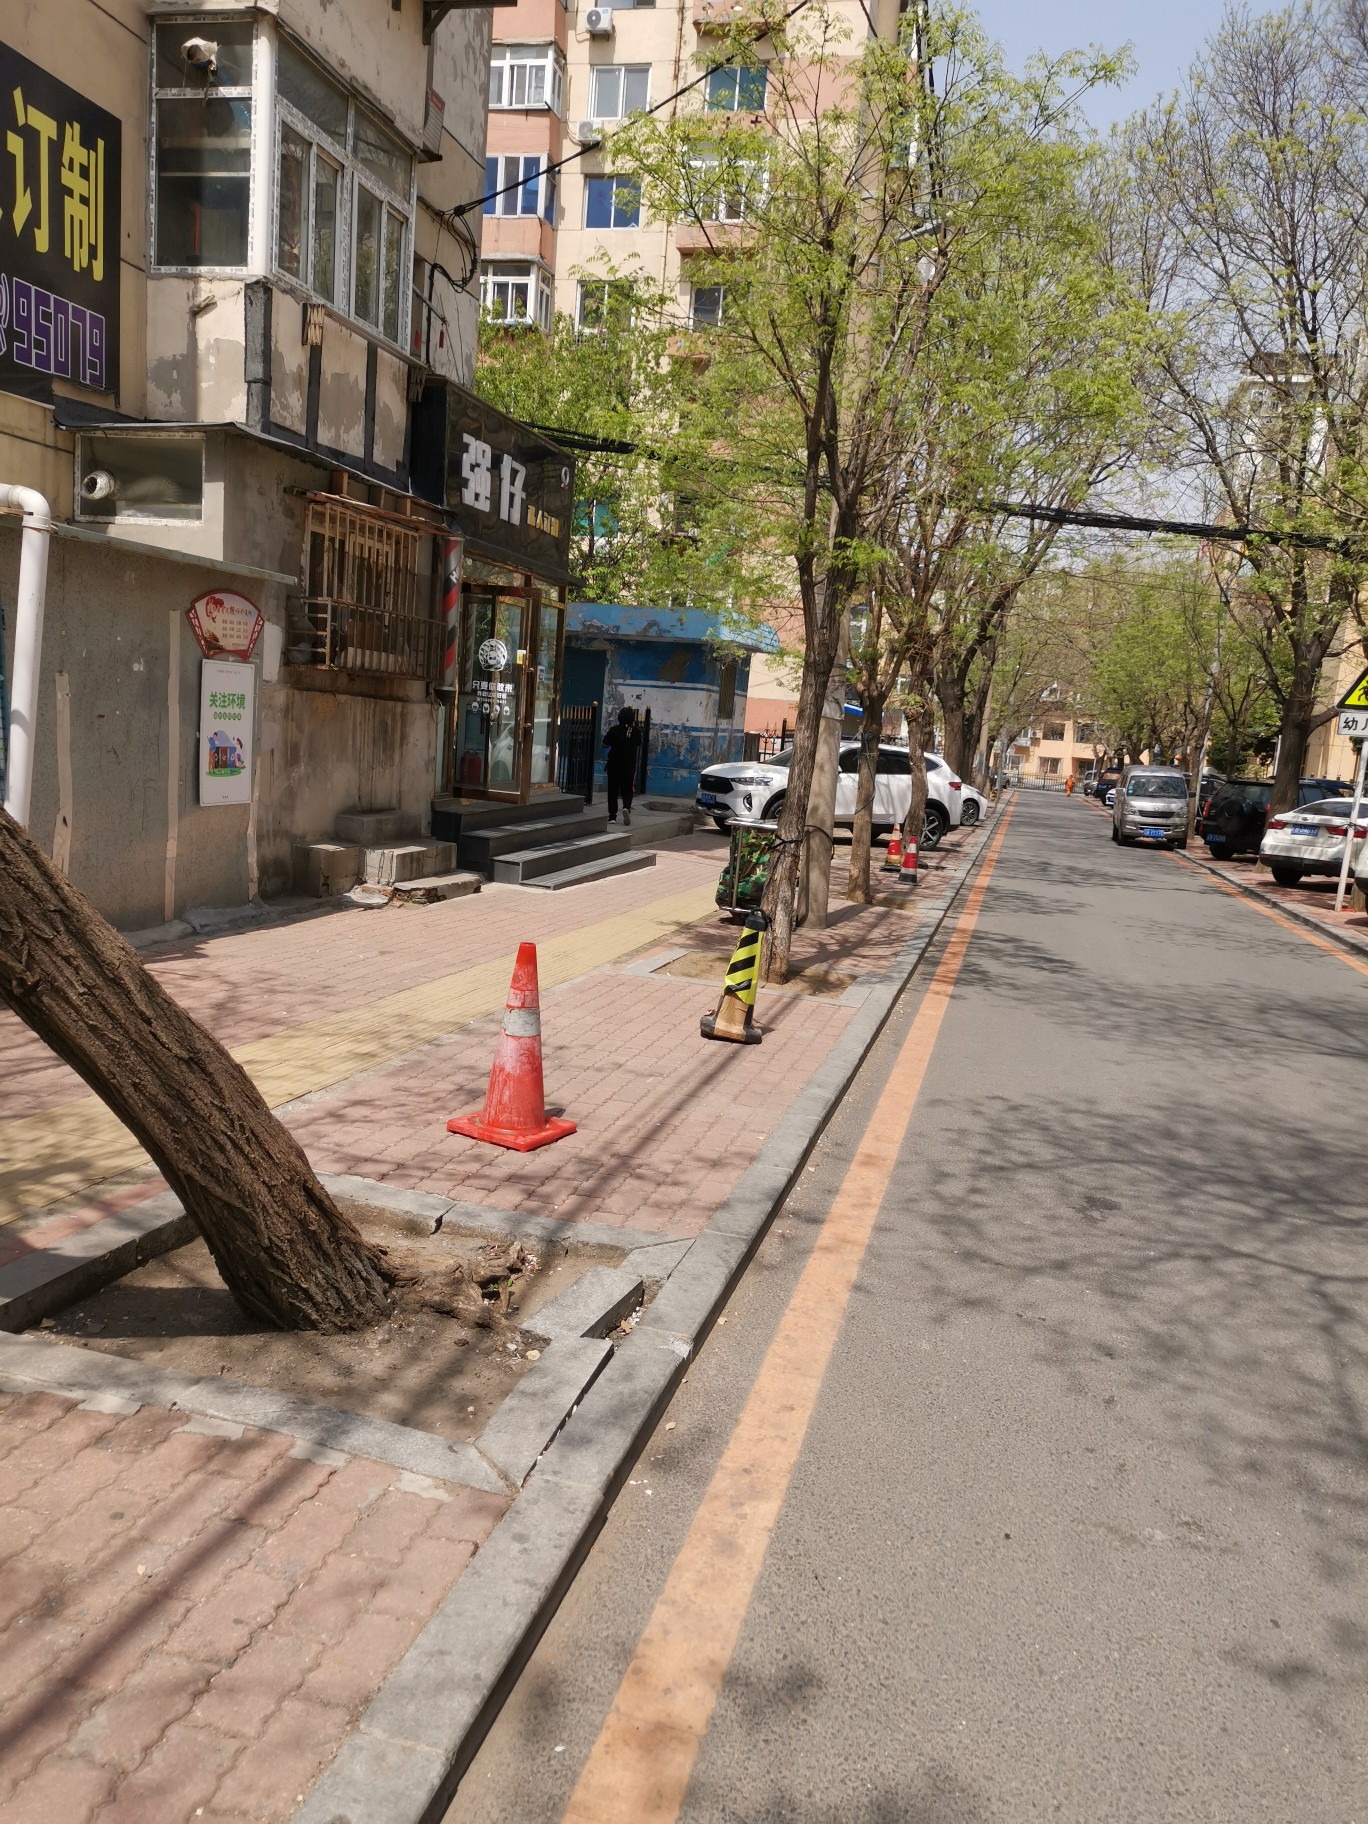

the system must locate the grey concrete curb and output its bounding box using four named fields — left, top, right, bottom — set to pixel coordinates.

left=0, top=1194, right=194, bottom=1332
left=0, top=1330, right=508, bottom=1496
left=0, top=1179, right=671, bottom=1335
left=1181, top=848, right=1368, bottom=963
left=293, top=811, right=1002, bottom=1824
